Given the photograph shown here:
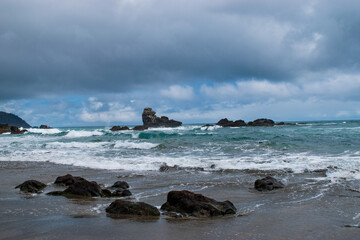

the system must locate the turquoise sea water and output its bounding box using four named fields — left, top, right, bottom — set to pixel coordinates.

left=1, top=120, right=360, bottom=182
